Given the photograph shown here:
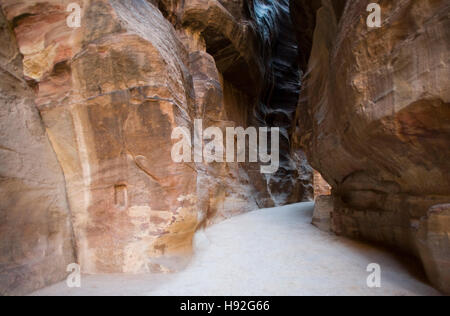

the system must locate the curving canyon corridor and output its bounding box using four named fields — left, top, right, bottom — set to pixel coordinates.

left=31, top=203, right=440, bottom=296
left=0, top=0, right=449, bottom=298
